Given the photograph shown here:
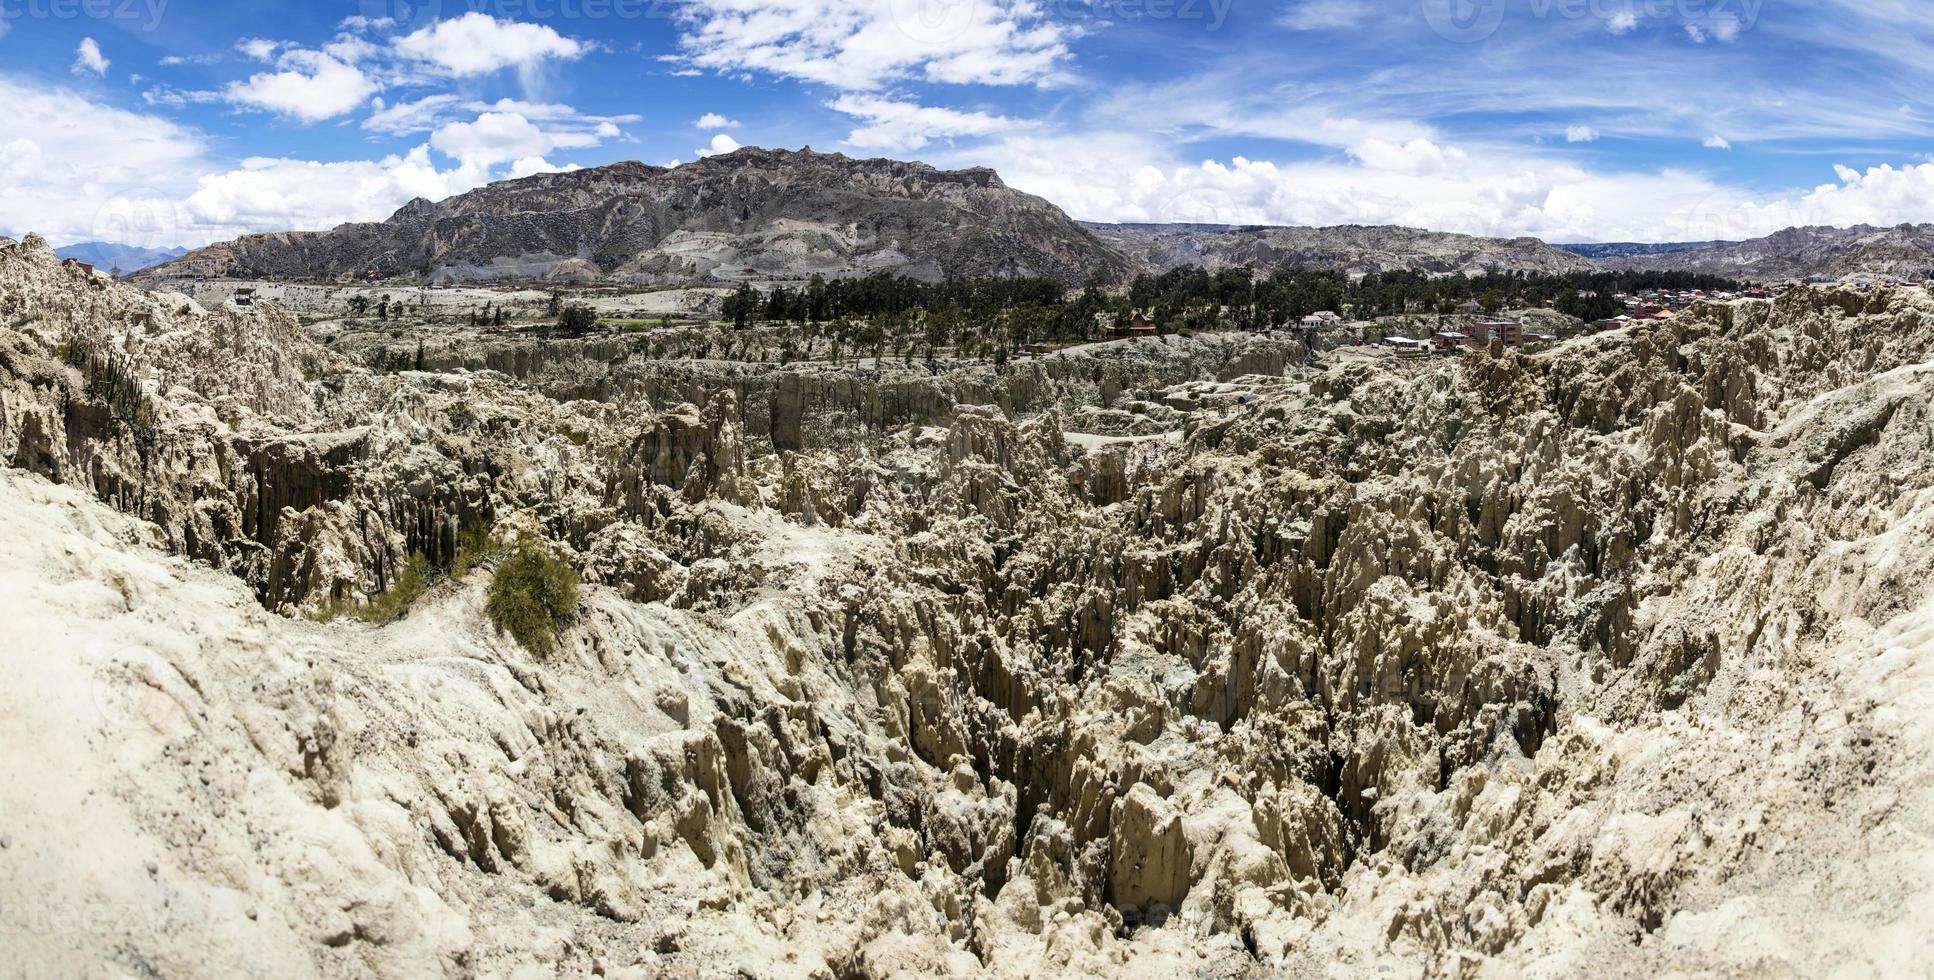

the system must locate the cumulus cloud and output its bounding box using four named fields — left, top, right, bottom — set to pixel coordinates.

left=181, top=148, right=481, bottom=234
left=941, top=128, right=1931, bottom=245
left=1348, top=137, right=1466, bottom=176
left=670, top=0, right=1073, bottom=90
left=0, top=81, right=615, bottom=247
left=225, top=50, right=377, bottom=122
left=695, top=112, right=742, bottom=129
left=1606, top=11, right=1640, bottom=33
left=696, top=133, right=742, bottom=158
left=72, top=38, right=110, bottom=76
left=393, top=14, right=584, bottom=76
left=1566, top=126, right=1600, bottom=143
left=0, top=79, right=204, bottom=245
left=1704, top=135, right=1732, bottom=149
left=429, top=111, right=611, bottom=168
left=830, top=94, right=1030, bottom=153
